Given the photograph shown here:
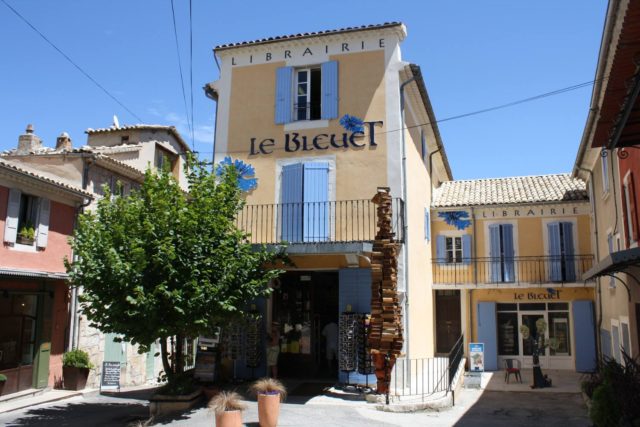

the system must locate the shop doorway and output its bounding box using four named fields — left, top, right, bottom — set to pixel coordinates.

left=435, top=290, right=461, bottom=354
left=271, top=271, right=339, bottom=378
left=520, top=312, right=548, bottom=368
